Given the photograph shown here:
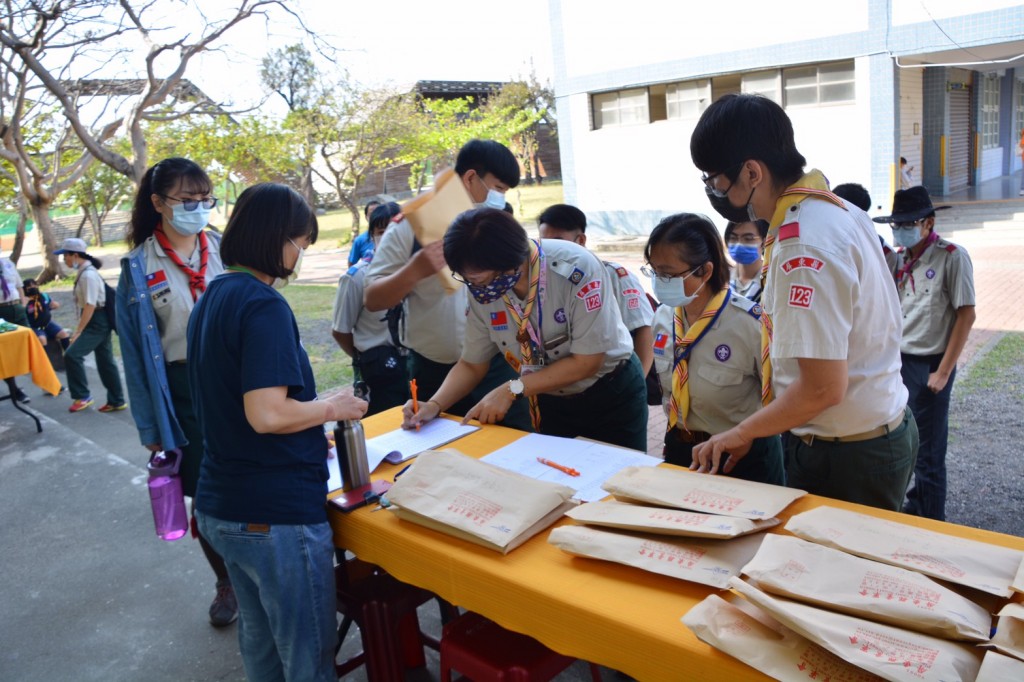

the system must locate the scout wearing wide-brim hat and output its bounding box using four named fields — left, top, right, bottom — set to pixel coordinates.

left=871, top=186, right=950, bottom=224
